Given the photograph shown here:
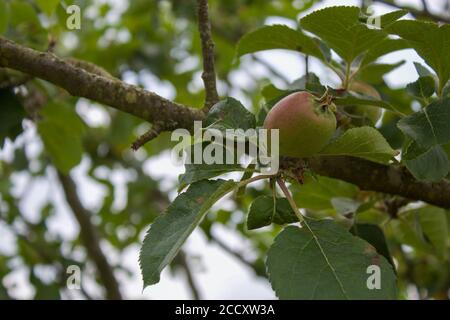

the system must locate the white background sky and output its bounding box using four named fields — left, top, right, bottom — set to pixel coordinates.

left=0, top=0, right=444, bottom=299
